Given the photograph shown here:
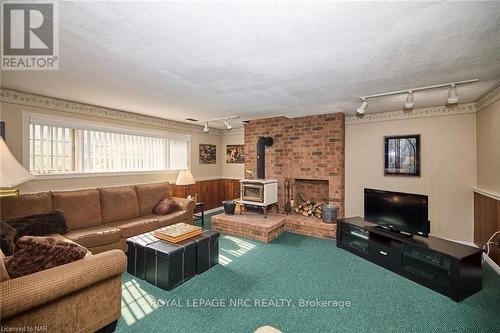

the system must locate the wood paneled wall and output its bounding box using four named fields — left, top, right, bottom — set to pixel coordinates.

left=223, top=179, right=240, bottom=202
left=171, top=178, right=240, bottom=211
left=474, top=192, right=500, bottom=265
